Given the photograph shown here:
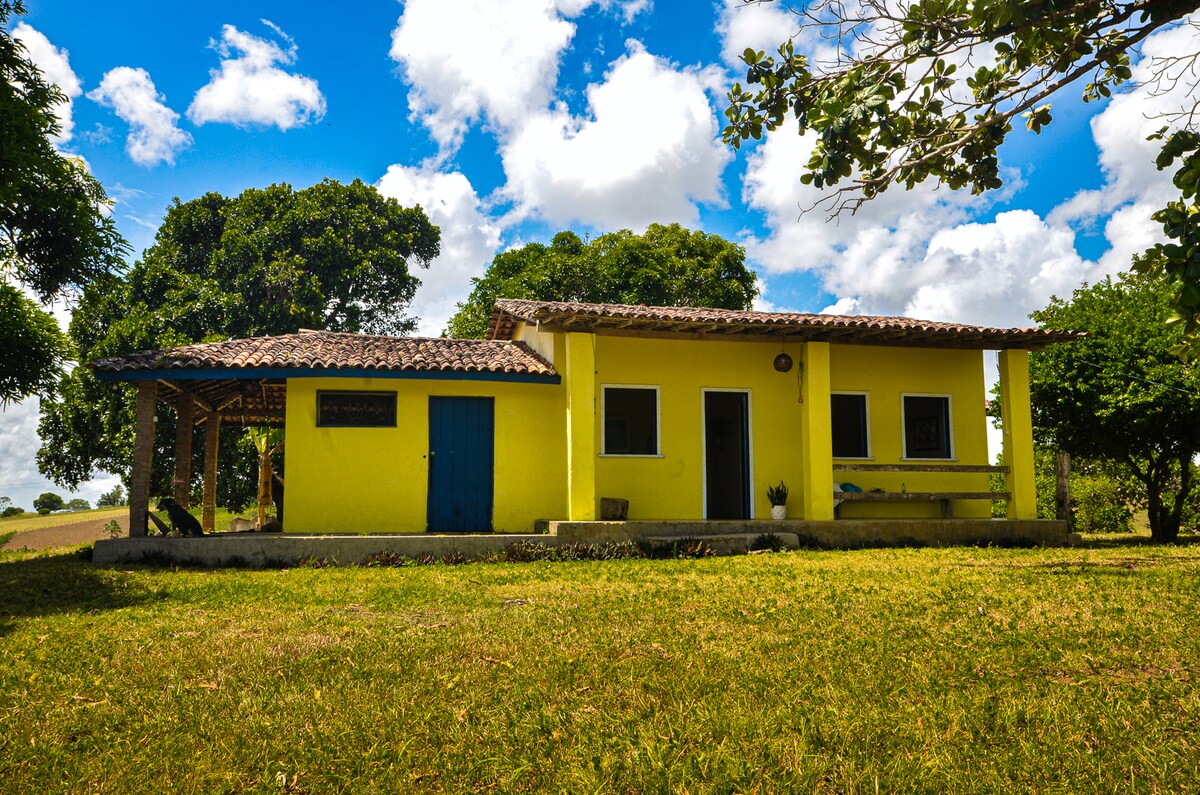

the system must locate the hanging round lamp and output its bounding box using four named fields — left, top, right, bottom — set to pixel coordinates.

left=773, top=352, right=793, bottom=372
